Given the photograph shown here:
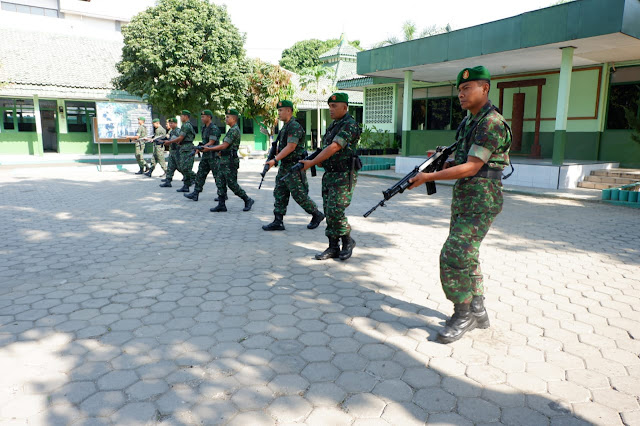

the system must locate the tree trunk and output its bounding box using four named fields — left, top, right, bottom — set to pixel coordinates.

left=315, top=80, right=320, bottom=150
